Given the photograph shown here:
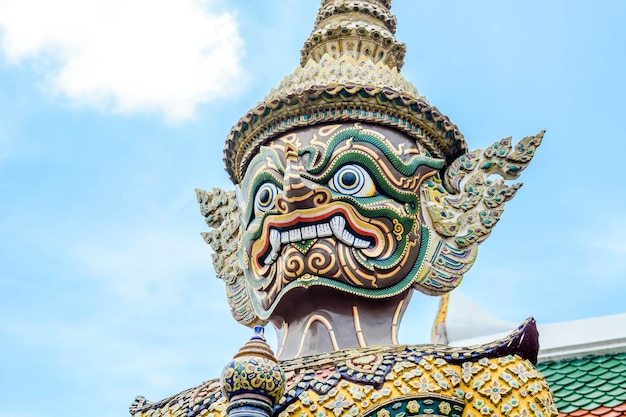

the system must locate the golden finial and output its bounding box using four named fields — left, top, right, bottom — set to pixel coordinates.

left=301, top=0, right=405, bottom=69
